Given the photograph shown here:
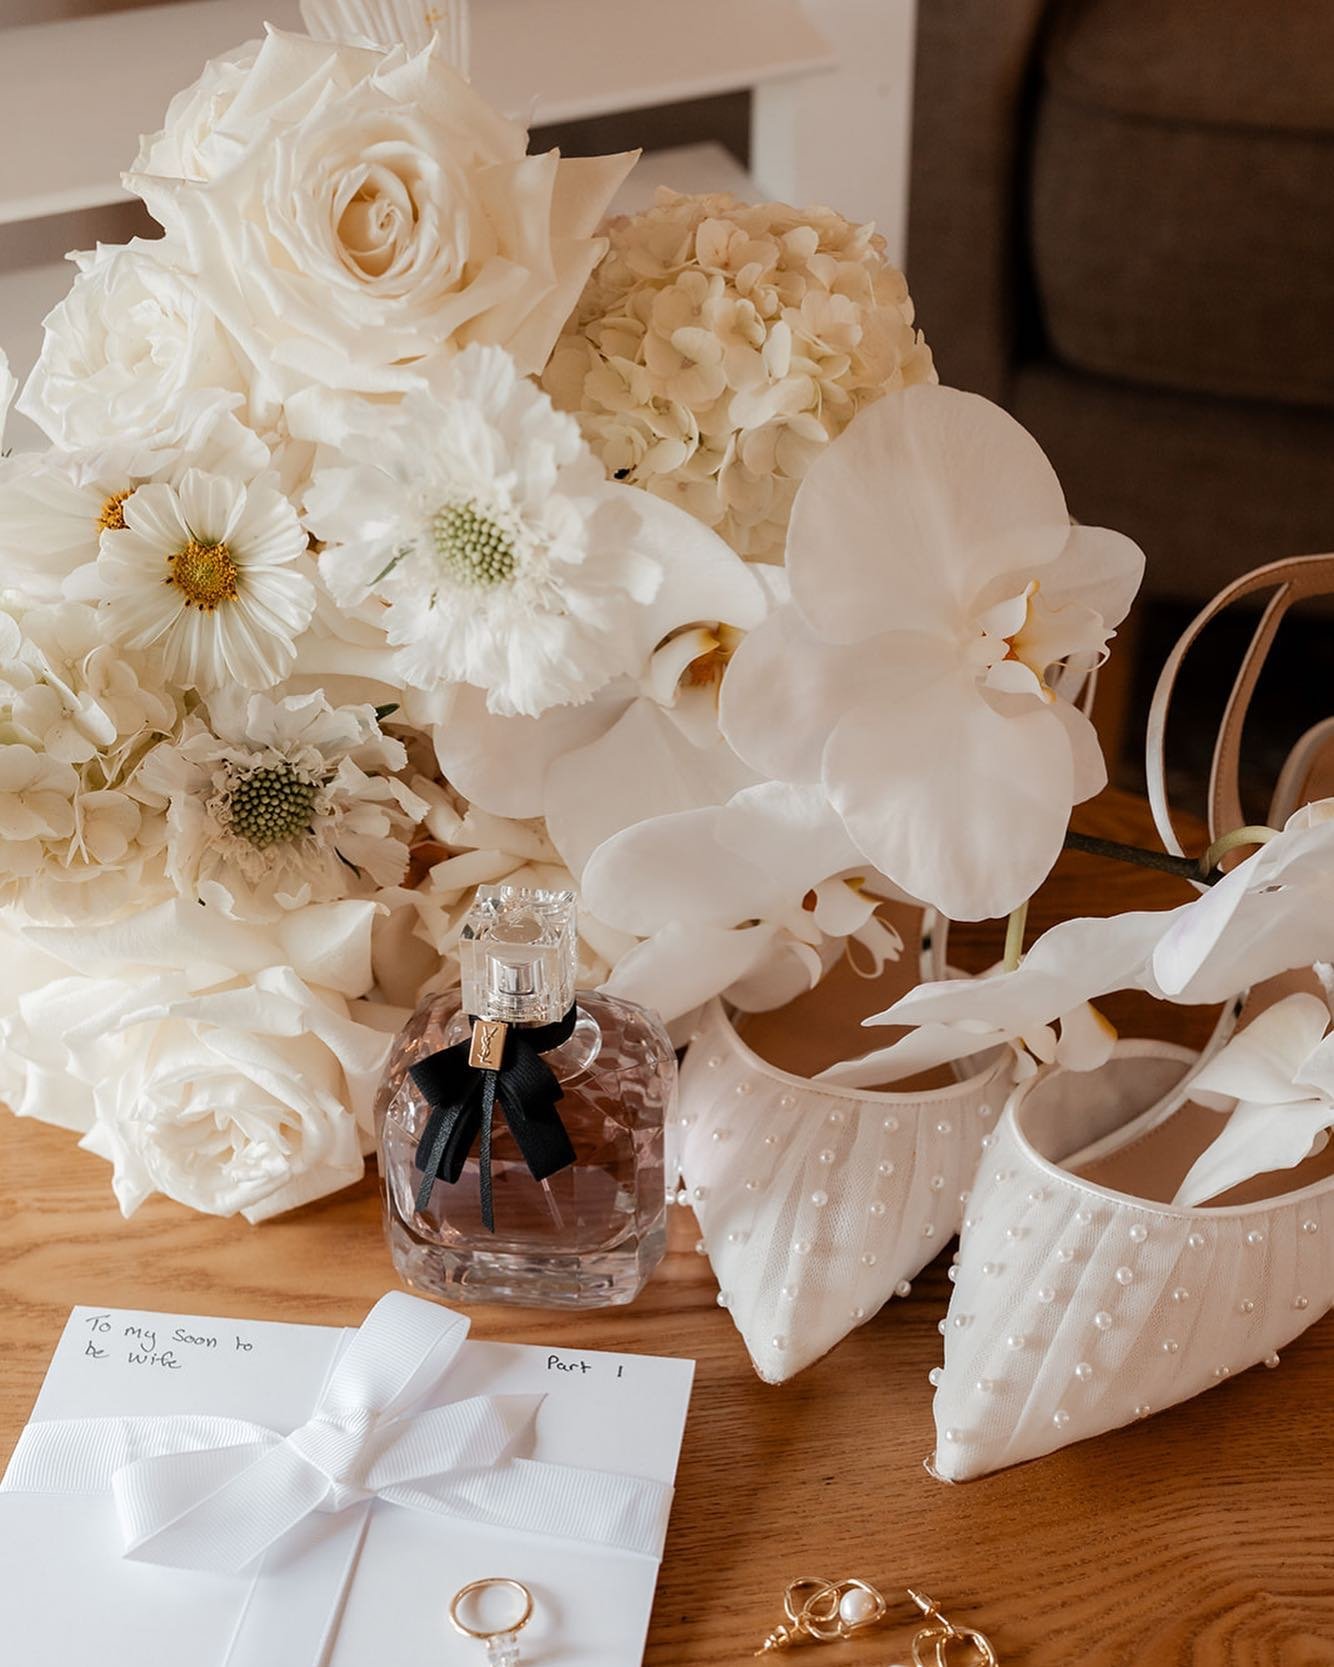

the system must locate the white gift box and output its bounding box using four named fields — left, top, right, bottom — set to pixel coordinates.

left=0, top=1294, right=694, bottom=1666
